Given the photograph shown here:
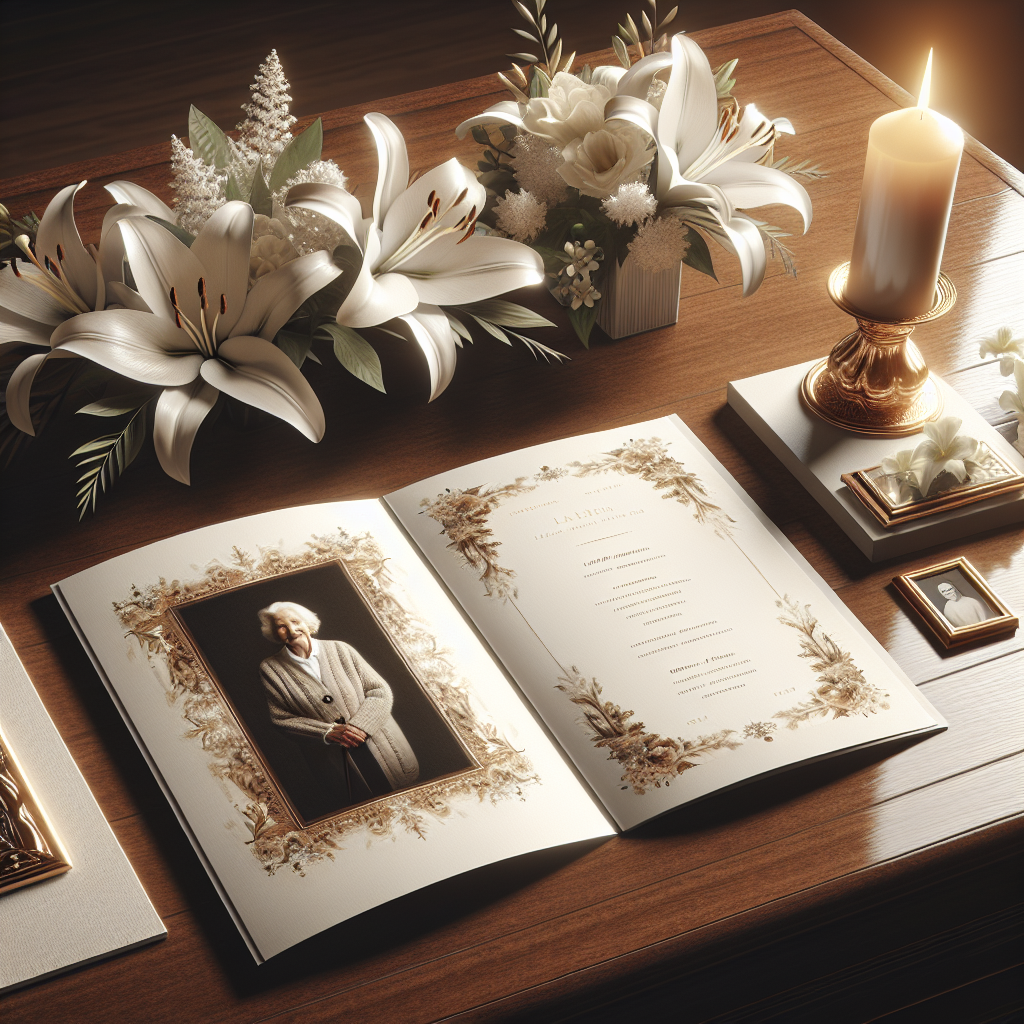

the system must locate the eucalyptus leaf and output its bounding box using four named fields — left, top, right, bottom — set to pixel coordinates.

left=681, top=227, right=718, bottom=280
left=318, top=323, right=386, bottom=393
left=530, top=66, right=551, bottom=97
left=145, top=216, right=195, bottom=248
left=511, top=52, right=540, bottom=63
left=268, top=118, right=323, bottom=194
left=471, top=126, right=492, bottom=146
left=188, top=105, right=232, bottom=170
left=512, top=27, right=539, bottom=42
left=455, top=299, right=555, bottom=329
left=247, top=160, right=273, bottom=216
